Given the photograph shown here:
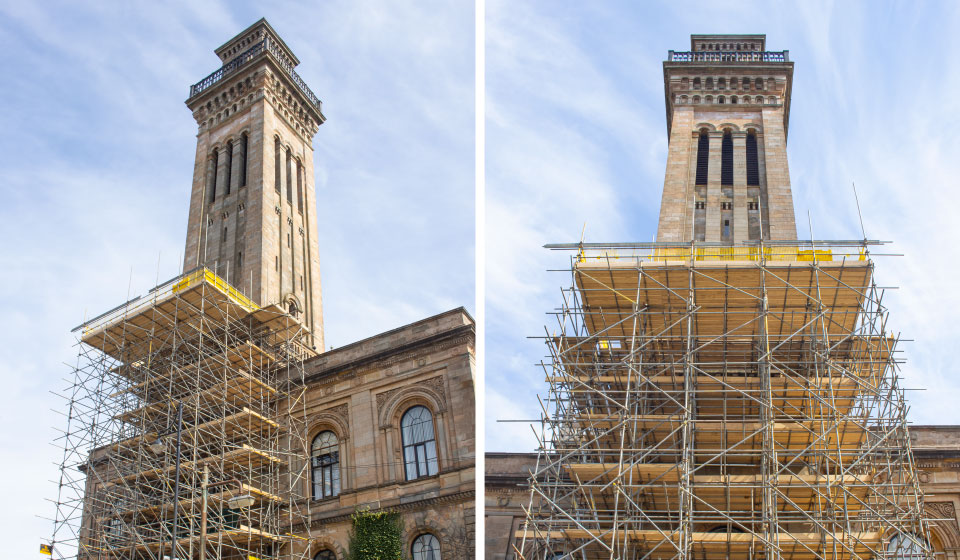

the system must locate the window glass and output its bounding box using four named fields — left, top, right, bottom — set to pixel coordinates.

left=311, top=431, right=340, bottom=499
left=401, top=406, right=439, bottom=480
left=887, top=534, right=928, bottom=560
left=412, top=533, right=441, bottom=560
